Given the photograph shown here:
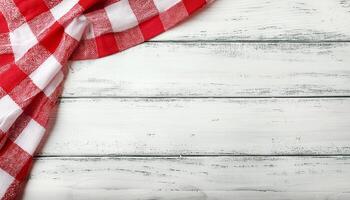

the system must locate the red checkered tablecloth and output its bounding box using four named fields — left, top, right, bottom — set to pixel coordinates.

left=0, top=0, right=213, bottom=199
